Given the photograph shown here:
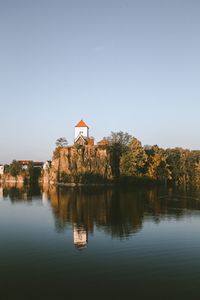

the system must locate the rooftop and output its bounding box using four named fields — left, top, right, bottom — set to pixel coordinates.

left=75, top=119, right=89, bottom=128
